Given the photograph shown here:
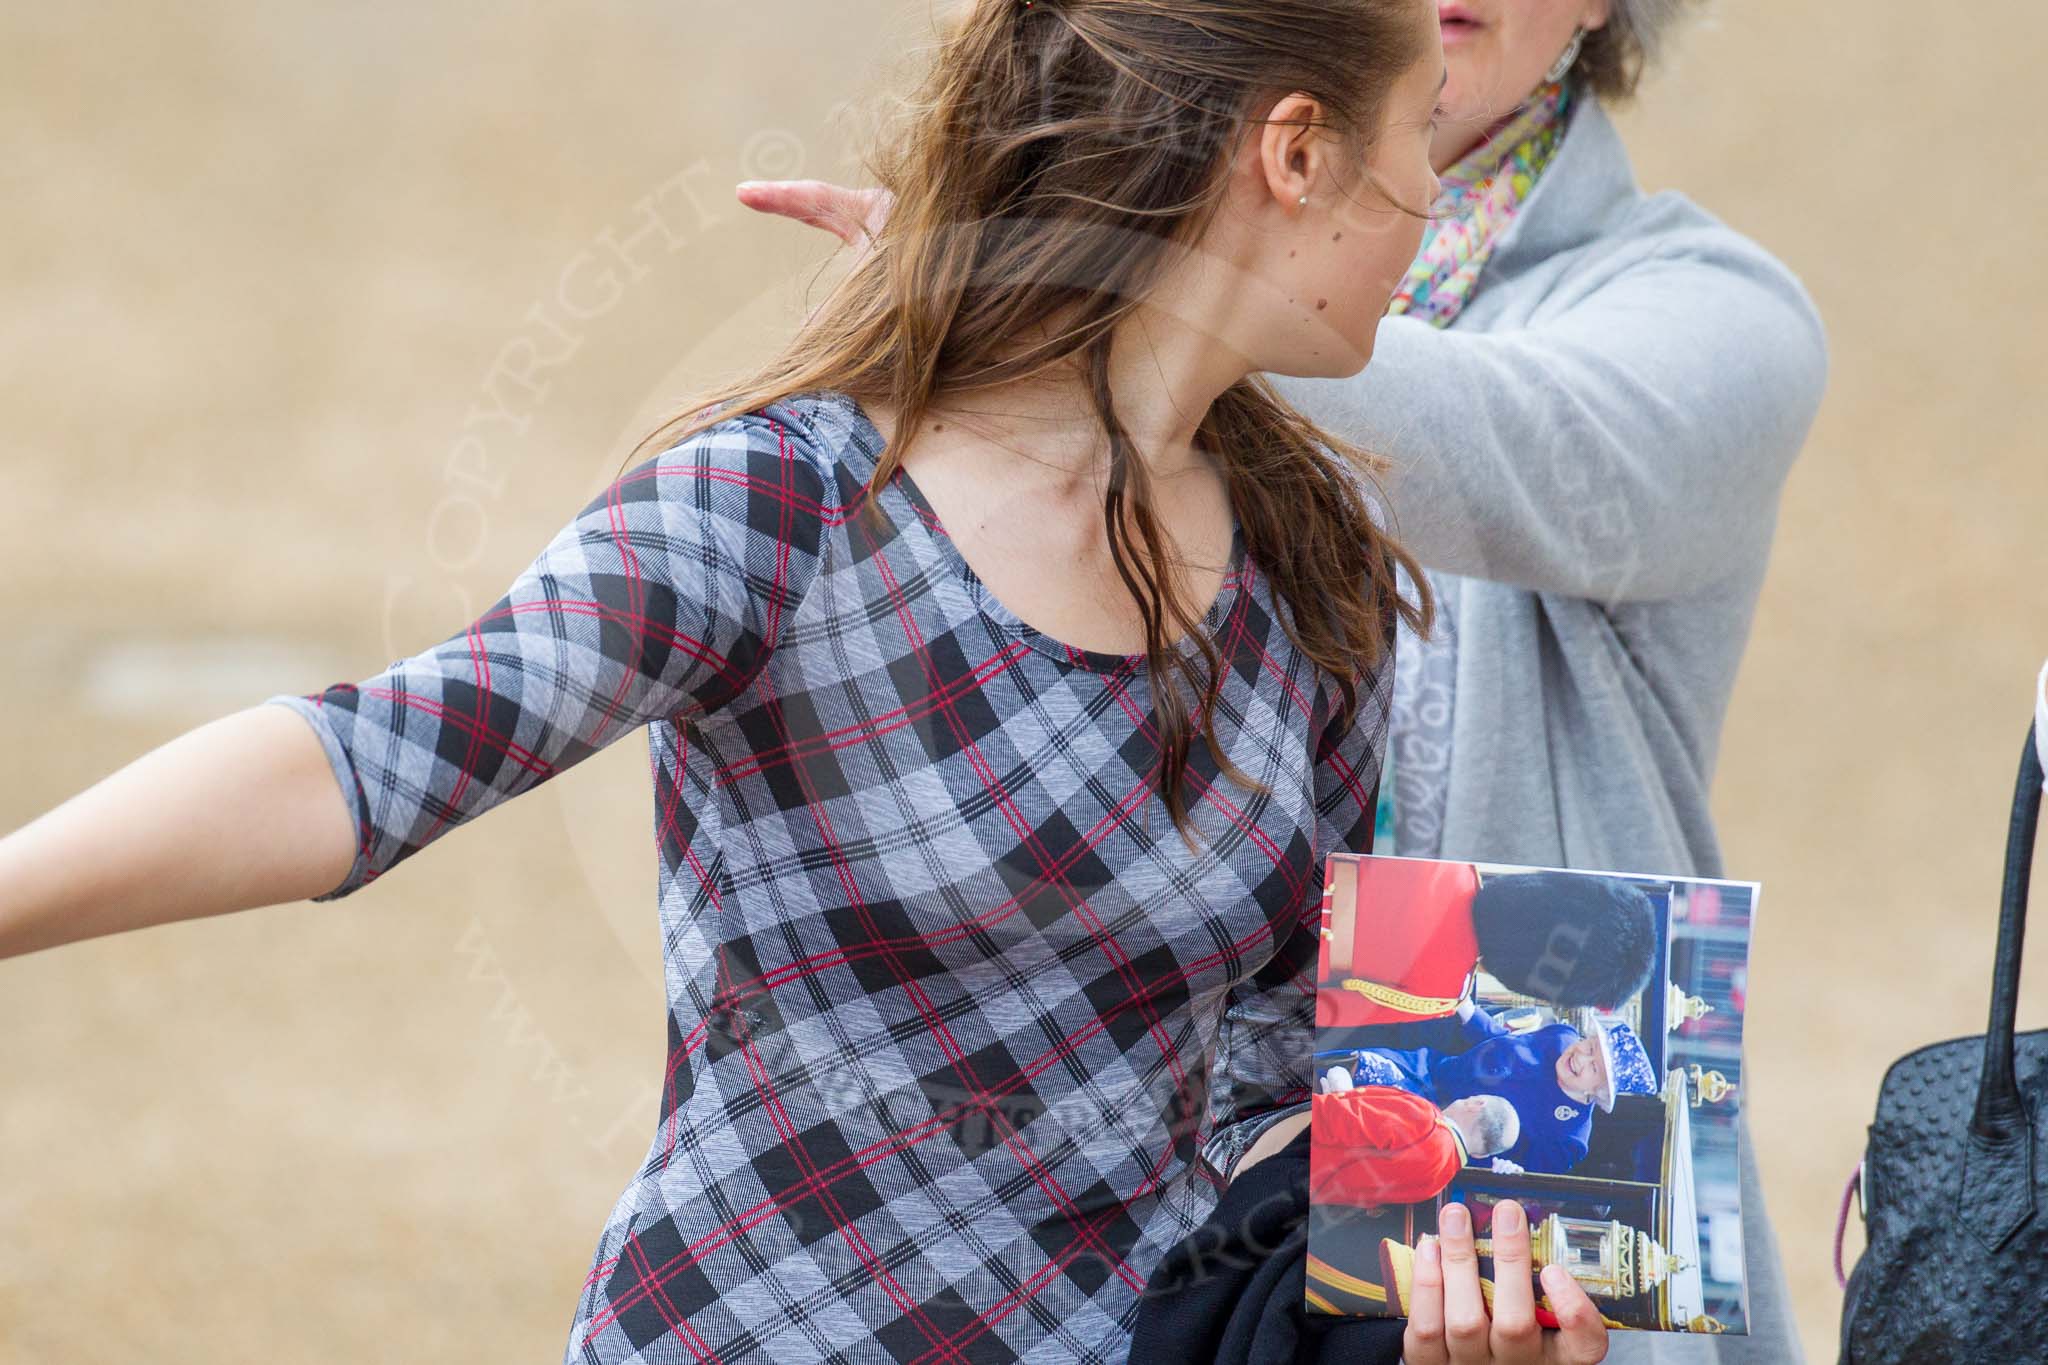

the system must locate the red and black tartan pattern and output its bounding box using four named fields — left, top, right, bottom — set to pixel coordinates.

left=267, top=388, right=1389, bottom=1363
